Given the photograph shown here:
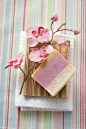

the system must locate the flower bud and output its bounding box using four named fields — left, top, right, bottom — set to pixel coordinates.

left=62, top=21, right=67, bottom=25
left=73, top=28, right=81, bottom=35
left=50, top=14, right=58, bottom=22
